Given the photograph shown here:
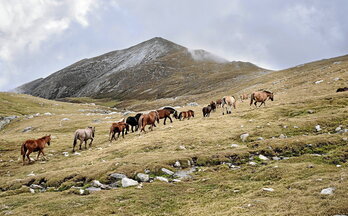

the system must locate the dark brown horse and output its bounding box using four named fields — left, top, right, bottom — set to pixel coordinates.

left=21, top=135, right=51, bottom=165
left=138, top=111, right=160, bottom=133
left=250, top=90, right=274, bottom=107
left=337, top=87, right=348, bottom=92
left=202, top=105, right=212, bottom=117
left=210, top=101, right=217, bottom=112
left=178, top=110, right=195, bottom=120
left=109, top=122, right=129, bottom=142
left=216, top=99, right=223, bottom=108
left=157, top=107, right=176, bottom=125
